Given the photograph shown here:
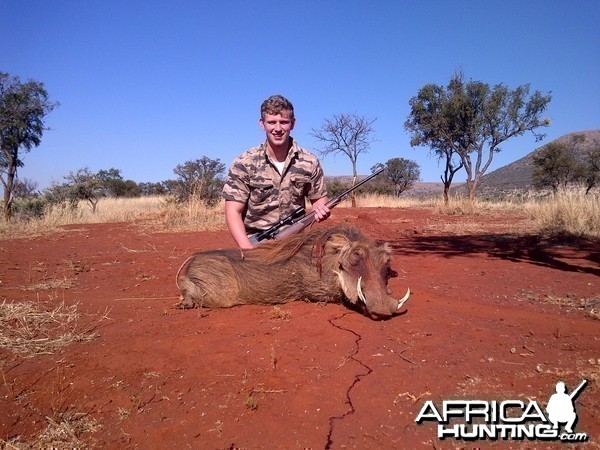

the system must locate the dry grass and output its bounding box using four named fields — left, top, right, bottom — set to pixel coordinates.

left=0, top=299, right=108, bottom=447
left=0, top=196, right=226, bottom=237
left=526, top=188, right=600, bottom=239
left=158, top=197, right=226, bottom=232
left=270, top=306, right=291, bottom=321
left=0, top=299, right=110, bottom=357
left=521, top=293, right=600, bottom=320
left=44, top=196, right=166, bottom=224
left=337, top=193, right=437, bottom=209
left=21, top=278, right=78, bottom=291
left=426, top=189, right=600, bottom=239
left=2, top=411, right=101, bottom=449
left=0, top=196, right=166, bottom=238
left=1, top=188, right=598, bottom=239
